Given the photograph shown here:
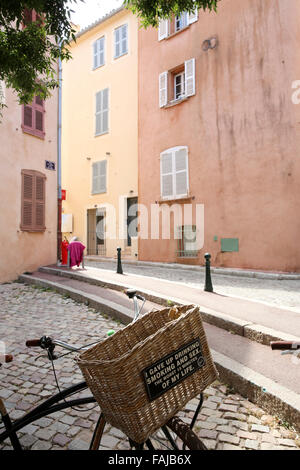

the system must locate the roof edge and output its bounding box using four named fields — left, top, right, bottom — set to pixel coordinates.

left=76, top=5, right=125, bottom=39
